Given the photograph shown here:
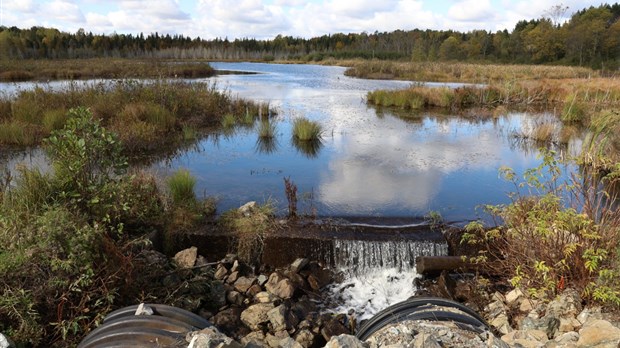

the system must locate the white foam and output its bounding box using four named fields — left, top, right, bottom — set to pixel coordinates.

left=327, top=267, right=419, bottom=321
